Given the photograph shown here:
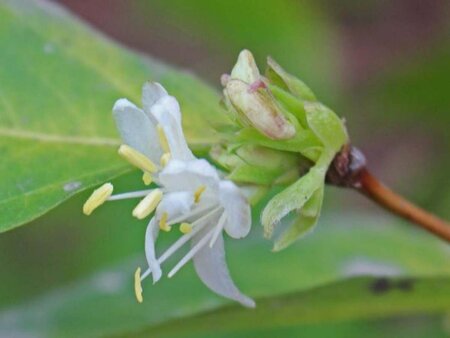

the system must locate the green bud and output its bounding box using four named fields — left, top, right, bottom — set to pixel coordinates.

left=210, top=144, right=300, bottom=186
left=216, top=49, right=351, bottom=250
left=235, top=145, right=298, bottom=171
left=209, top=144, right=243, bottom=170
